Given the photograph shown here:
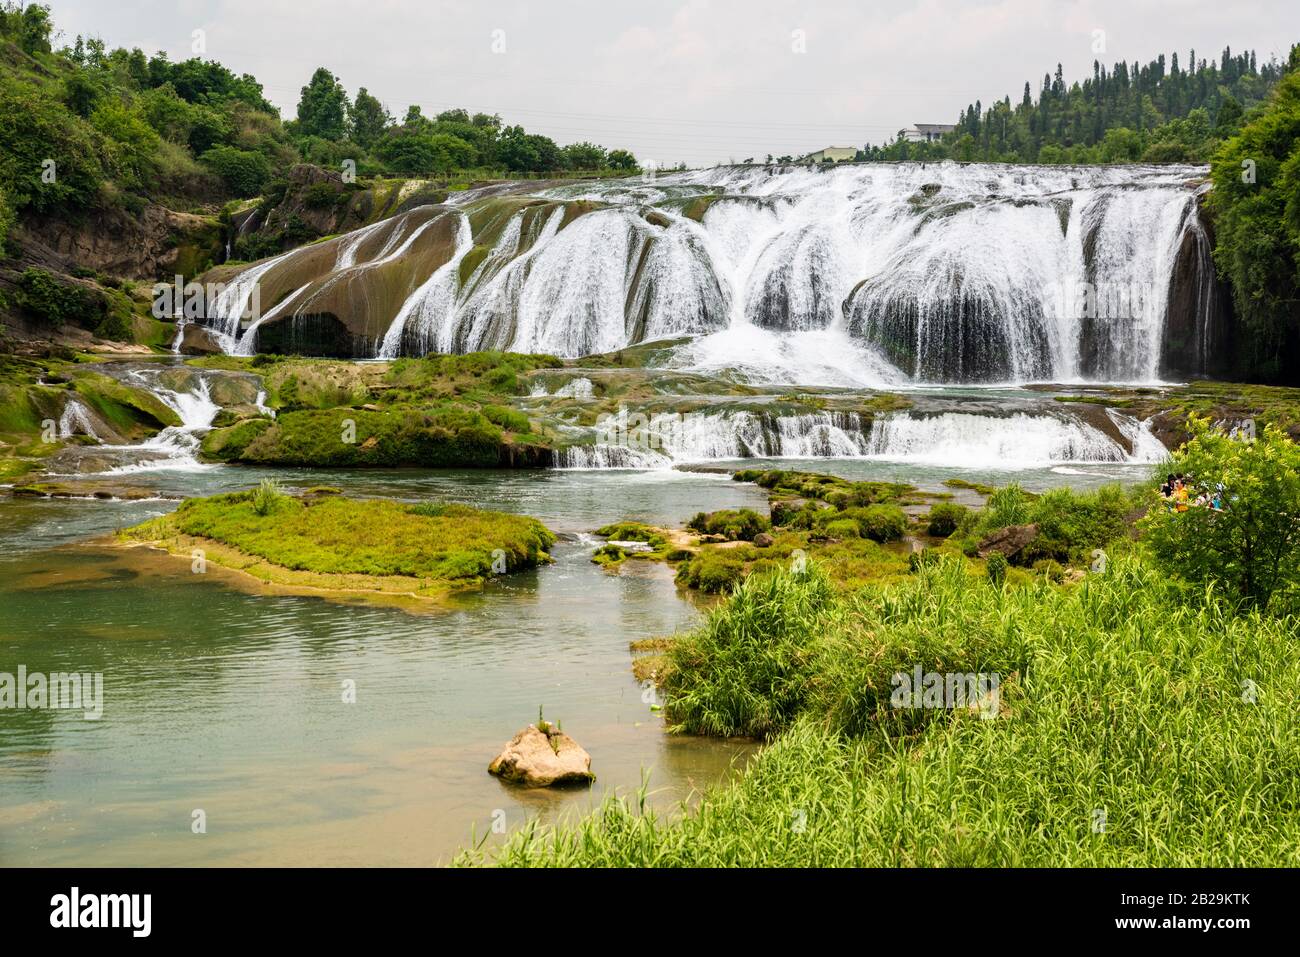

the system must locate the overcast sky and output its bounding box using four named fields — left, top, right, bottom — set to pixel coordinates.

left=46, top=0, right=1300, bottom=166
